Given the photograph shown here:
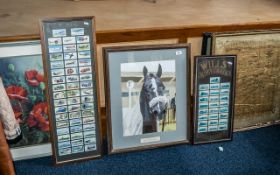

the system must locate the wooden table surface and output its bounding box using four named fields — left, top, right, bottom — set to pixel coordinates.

left=0, top=0, right=279, bottom=37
